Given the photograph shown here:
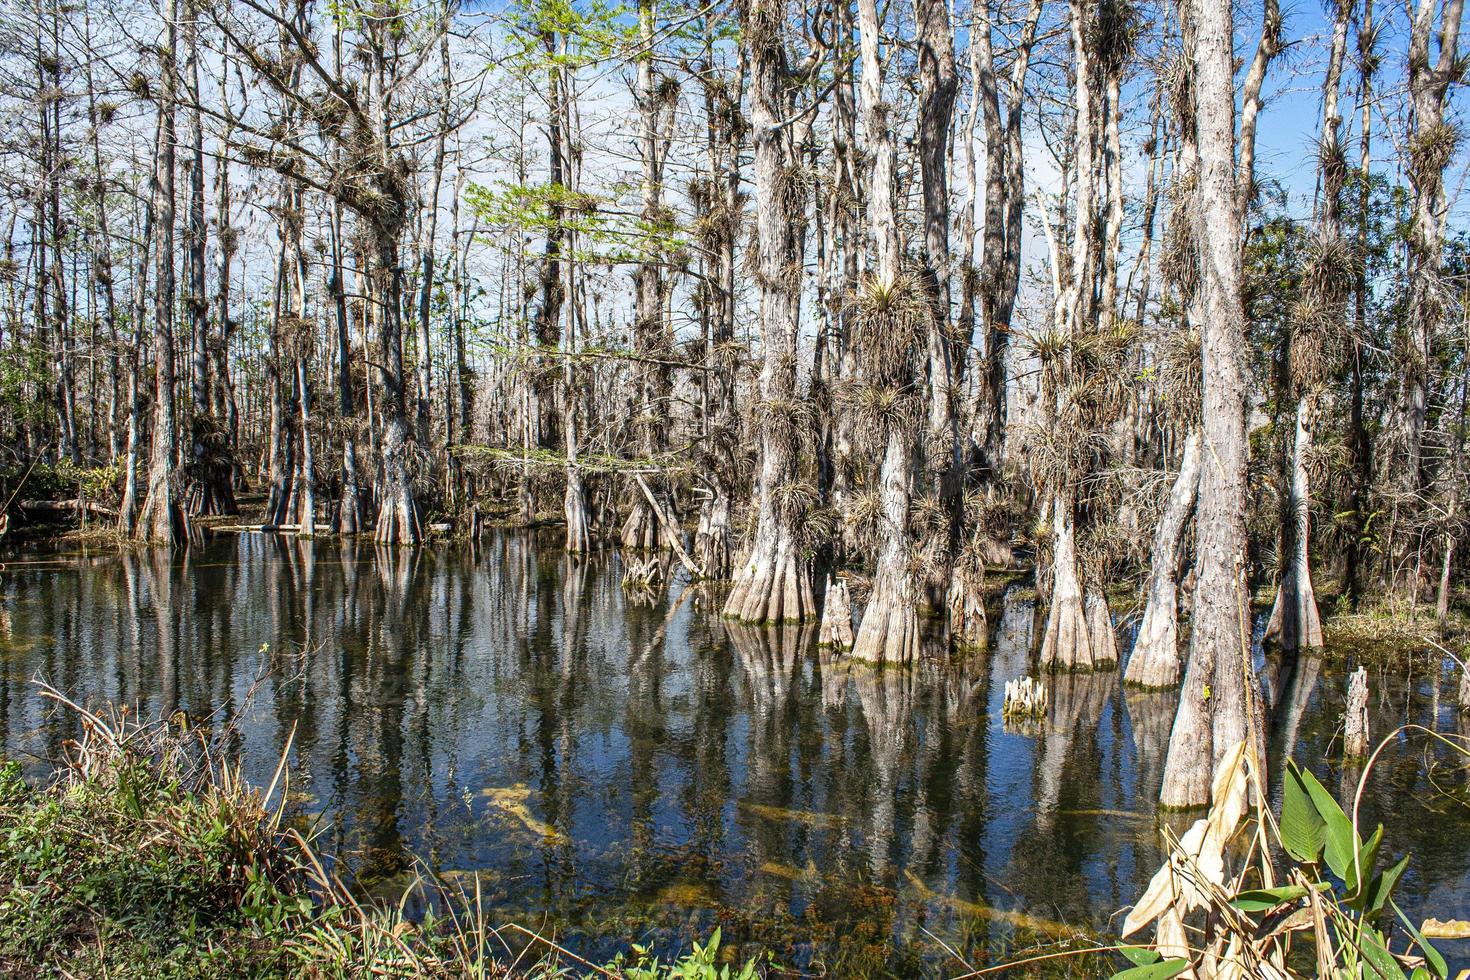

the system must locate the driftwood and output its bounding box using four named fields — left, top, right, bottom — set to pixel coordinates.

left=633, top=474, right=700, bottom=578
